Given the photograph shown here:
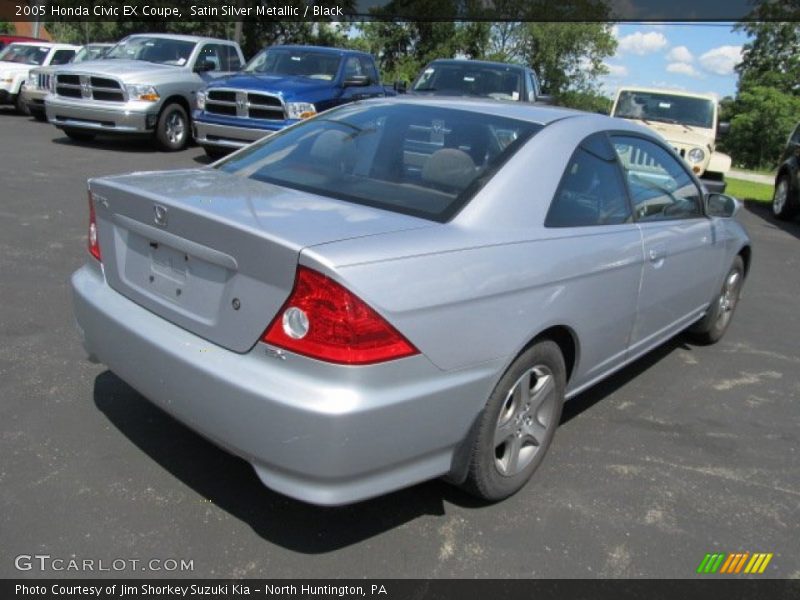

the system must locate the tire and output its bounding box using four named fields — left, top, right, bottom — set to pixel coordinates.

left=14, top=91, right=30, bottom=116
left=64, top=128, right=96, bottom=142
left=772, top=175, right=798, bottom=221
left=688, top=256, right=745, bottom=345
left=155, top=103, right=189, bottom=151
left=462, top=340, right=566, bottom=502
left=203, top=145, right=229, bottom=160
